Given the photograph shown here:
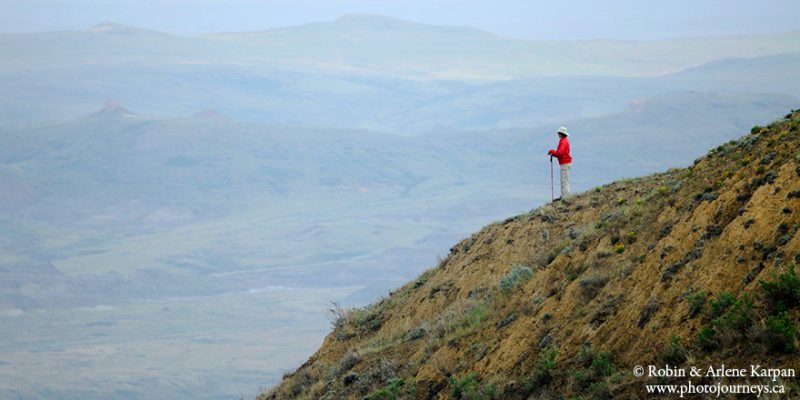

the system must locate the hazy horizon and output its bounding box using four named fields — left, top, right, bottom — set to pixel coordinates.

left=2, top=0, right=800, bottom=40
